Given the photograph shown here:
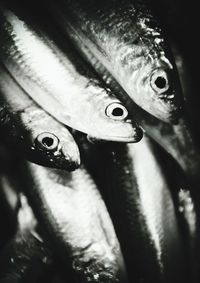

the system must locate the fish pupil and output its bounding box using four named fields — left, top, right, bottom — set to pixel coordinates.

left=154, top=76, right=166, bottom=89
left=112, top=107, right=124, bottom=117
left=42, top=137, right=54, bottom=148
